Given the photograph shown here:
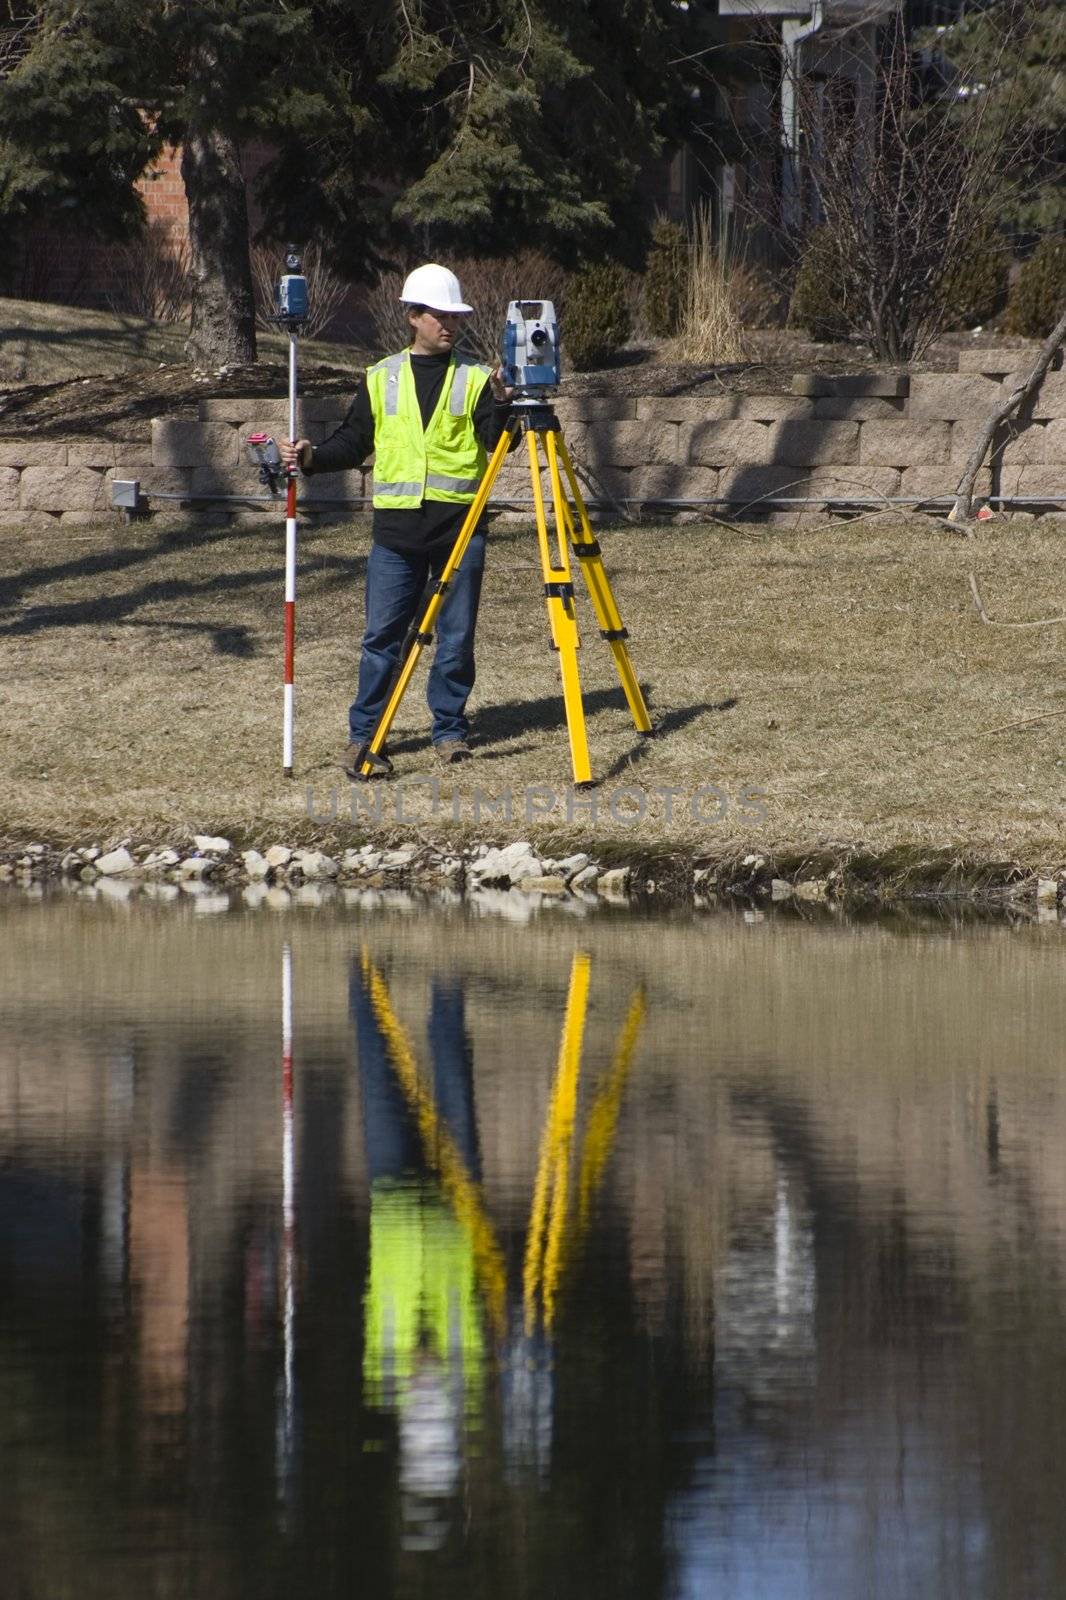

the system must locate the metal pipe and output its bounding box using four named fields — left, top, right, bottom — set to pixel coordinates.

left=781, top=0, right=825, bottom=232
left=133, top=490, right=1066, bottom=510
